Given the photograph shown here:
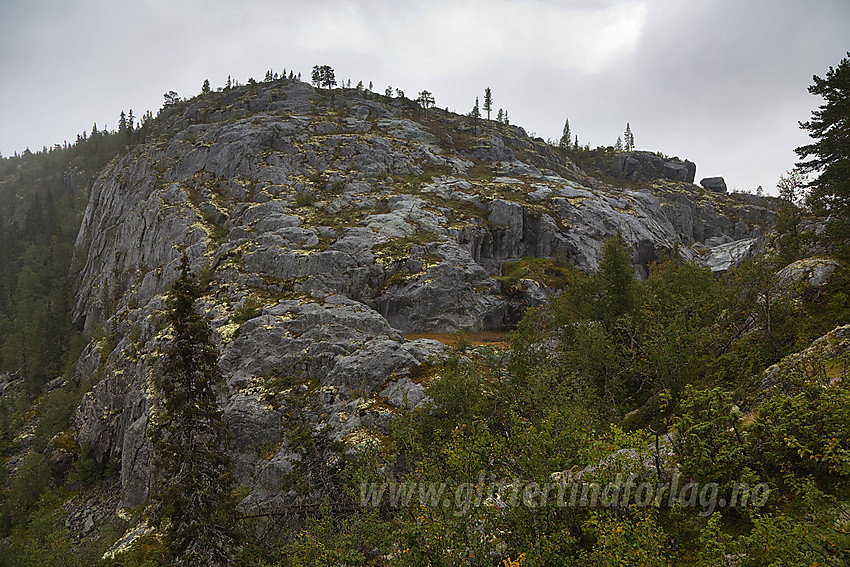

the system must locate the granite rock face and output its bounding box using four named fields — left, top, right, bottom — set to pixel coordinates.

left=68, top=78, right=777, bottom=508
left=607, top=151, right=696, bottom=183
